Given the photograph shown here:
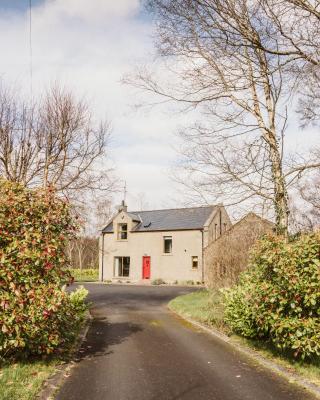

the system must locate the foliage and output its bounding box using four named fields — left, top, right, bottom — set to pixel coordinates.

left=151, top=278, right=166, bottom=285
left=1, top=285, right=88, bottom=358
left=223, top=233, right=320, bottom=359
left=0, top=179, right=76, bottom=286
left=0, top=180, right=88, bottom=358
left=69, top=286, right=89, bottom=312
left=71, top=268, right=99, bottom=282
